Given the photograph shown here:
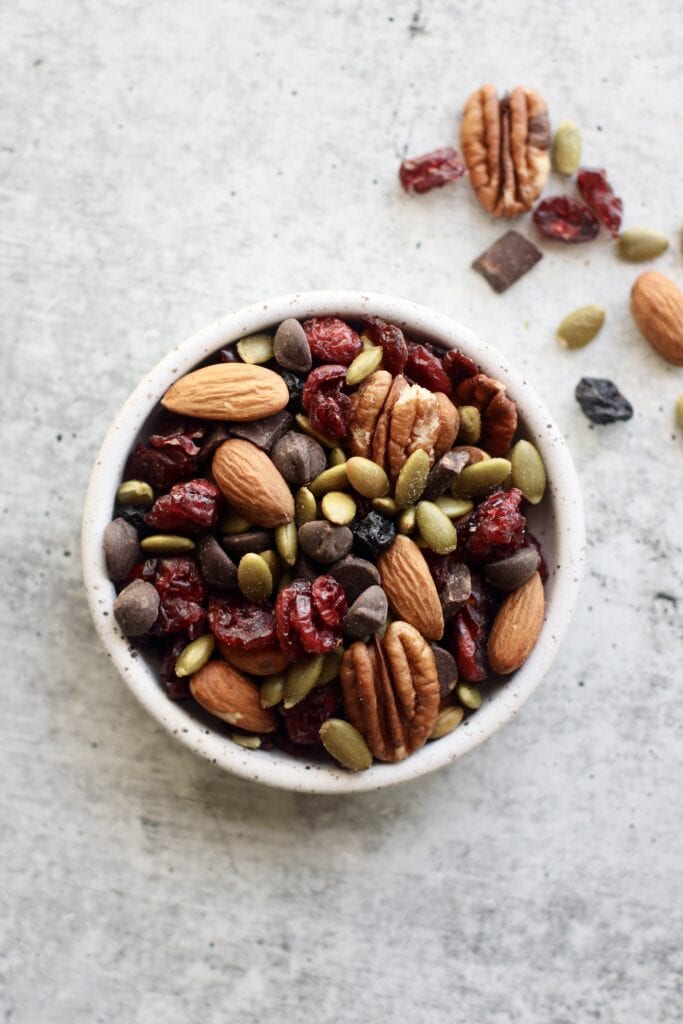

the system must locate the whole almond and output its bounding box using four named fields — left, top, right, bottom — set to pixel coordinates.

left=487, top=571, right=544, bottom=675
left=212, top=439, right=295, bottom=527
left=162, top=363, right=289, bottom=420
left=218, top=642, right=290, bottom=676
left=630, top=271, right=683, bottom=366
left=377, top=535, right=444, bottom=641
left=190, top=660, right=277, bottom=732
